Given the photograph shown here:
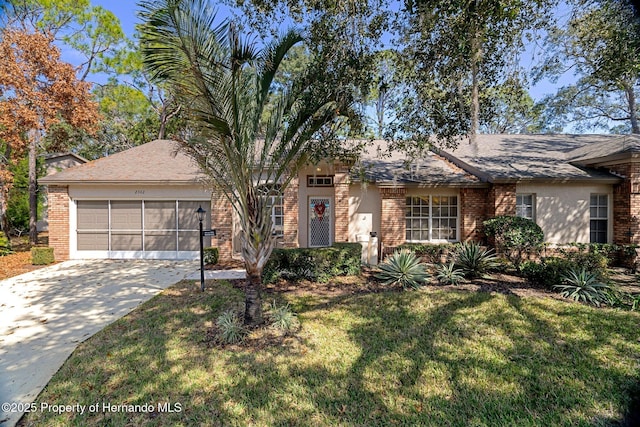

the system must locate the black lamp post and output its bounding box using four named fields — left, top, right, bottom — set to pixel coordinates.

left=196, top=205, right=206, bottom=291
